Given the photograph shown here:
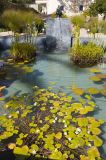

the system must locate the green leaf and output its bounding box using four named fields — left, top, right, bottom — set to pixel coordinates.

left=16, top=138, right=23, bottom=146
left=55, top=132, right=62, bottom=139
left=87, top=147, right=100, bottom=159
left=49, top=149, right=63, bottom=159
left=13, top=146, right=29, bottom=156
